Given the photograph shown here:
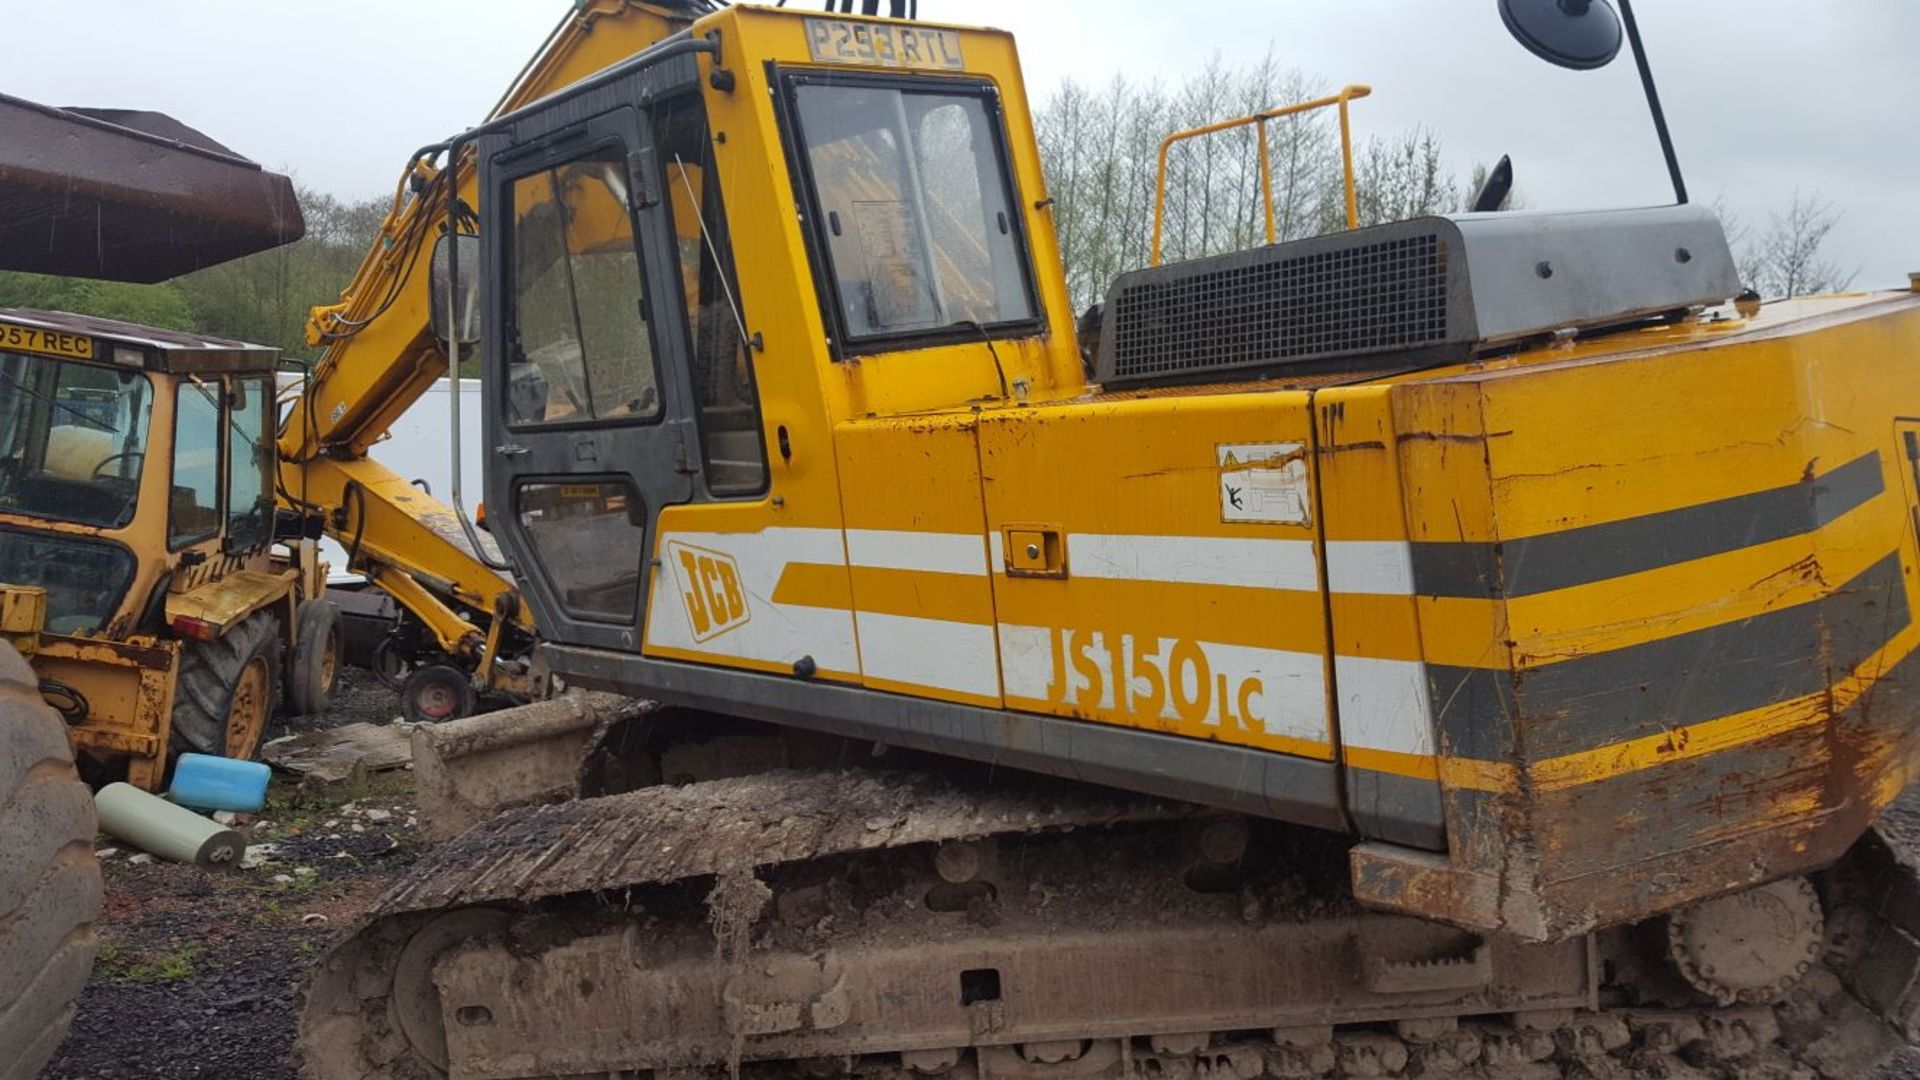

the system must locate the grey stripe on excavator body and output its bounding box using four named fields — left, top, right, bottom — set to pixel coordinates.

left=1408, top=450, right=1885, bottom=599
left=1428, top=550, right=1910, bottom=762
